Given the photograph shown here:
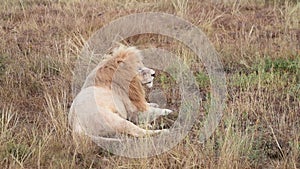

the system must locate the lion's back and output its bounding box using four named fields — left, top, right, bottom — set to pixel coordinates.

left=69, top=86, right=129, bottom=135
